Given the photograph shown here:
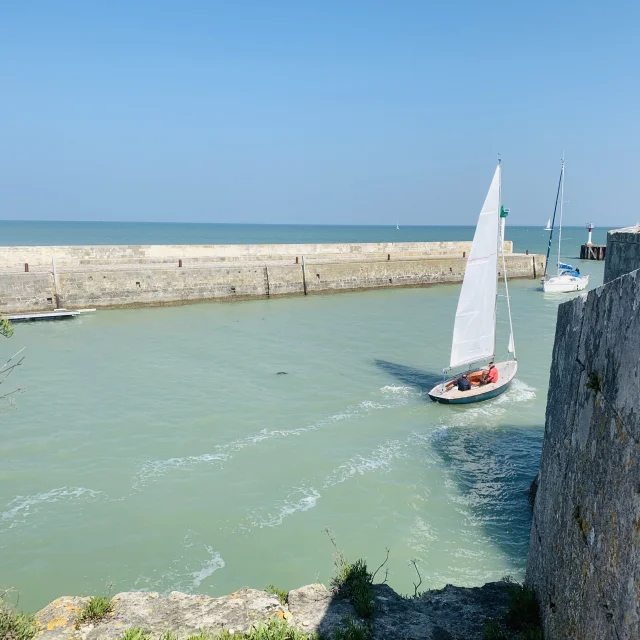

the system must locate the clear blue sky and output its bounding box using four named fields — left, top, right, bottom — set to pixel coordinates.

left=1, top=1, right=638, bottom=225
